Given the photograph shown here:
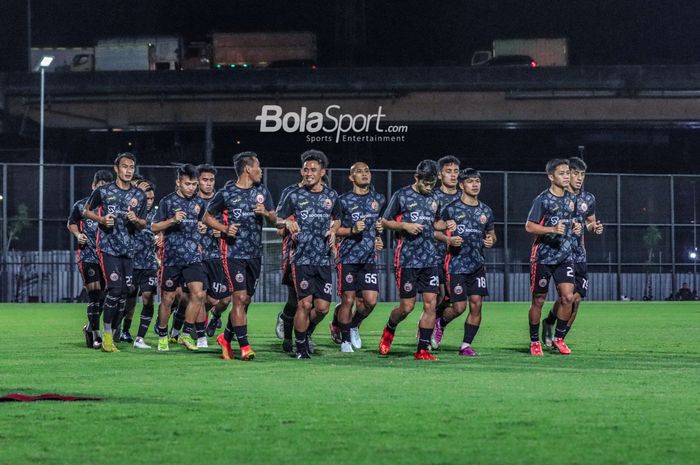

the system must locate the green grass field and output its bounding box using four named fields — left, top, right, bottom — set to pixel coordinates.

left=1, top=301, right=699, bottom=465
